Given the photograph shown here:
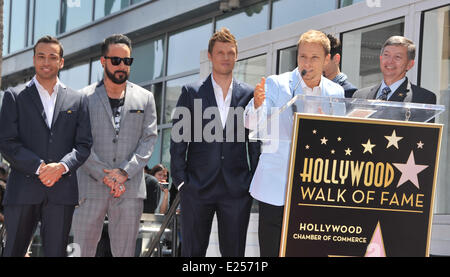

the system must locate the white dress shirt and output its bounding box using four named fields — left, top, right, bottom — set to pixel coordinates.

left=30, top=76, right=69, bottom=174
left=211, top=73, right=233, bottom=128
